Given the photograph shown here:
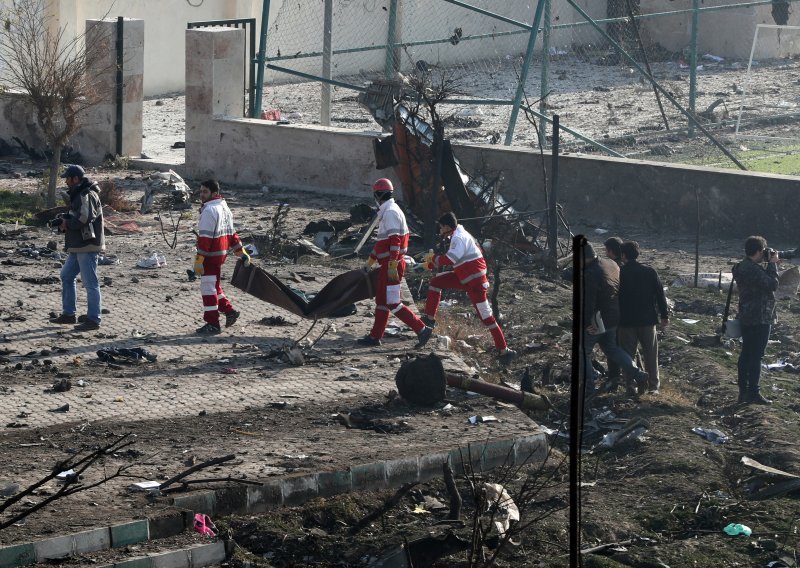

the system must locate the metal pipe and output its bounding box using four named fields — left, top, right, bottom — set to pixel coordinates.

left=248, top=19, right=256, bottom=117
left=570, top=235, right=586, bottom=568
left=321, top=0, right=333, bottom=126
left=115, top=16, right=124, bottom=157
left=538, top=0, right=551, bottom=148
left=267, top=64, right=369, bottom=92
left=505, top=0, right=546, bottom=146
left=688, top=0, right=700, bottom=137
left=445, top=374, right=550, bottom=411
left=253, top=0, right=271, bottom=118
left=549, top=115, right=559, bottom=264
left=384, top=0, right=399, bottom=79
left=552, top=0, right=800, bottom=31
left=565, top=0, right=747, bottom=170
left=269, top=28, right=529, bottom=63
left=440, top=0, right=532, bottom=30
